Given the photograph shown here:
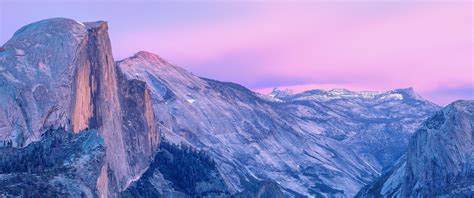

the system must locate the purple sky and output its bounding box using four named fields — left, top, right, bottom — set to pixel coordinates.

left=1, top=1, right=472, bottom=105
